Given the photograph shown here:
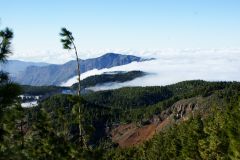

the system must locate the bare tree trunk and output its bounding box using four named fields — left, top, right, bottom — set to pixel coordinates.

left=71, top=43, right=81, bottom=96
left=73, top=45, right=82, bottom=137
left=71, top=42, right=87, bottom=147
left=72, top=45, right=82, bottom=141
